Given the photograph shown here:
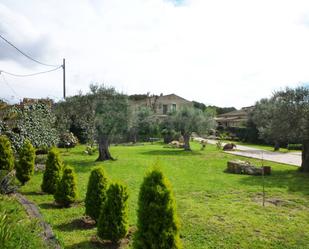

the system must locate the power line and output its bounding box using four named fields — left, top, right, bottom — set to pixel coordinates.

left=0, top=66, right=62, bottom=77
left=1, top=74, right=21, bottom=99
left=0, top=33, right=60, bottom=67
